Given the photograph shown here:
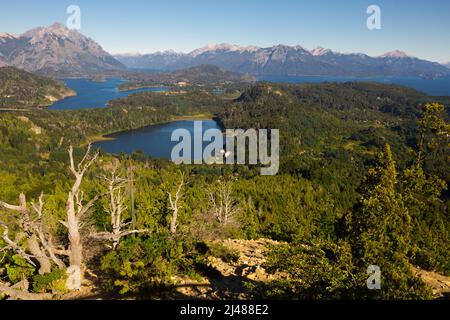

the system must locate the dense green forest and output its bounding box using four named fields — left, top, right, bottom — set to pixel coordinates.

left=0, top=67, right=75, bottom=109
left=0, top=81, right=449, bottom=300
